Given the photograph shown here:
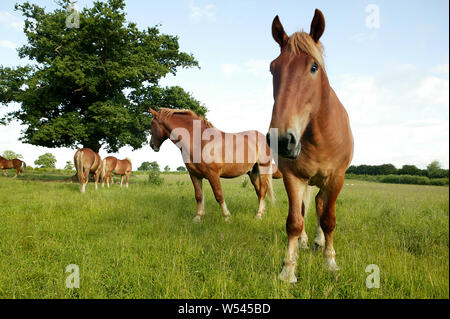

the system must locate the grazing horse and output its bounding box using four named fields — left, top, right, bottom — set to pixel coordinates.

left=74, top=148, right=103, bottom=193
left=266, top=9, right=354, bottom=283
left=149, top=107, right=281, bottom=221
left=101, top=156, right=132, bottom=188
left=0, top=156, right=26, bottom=178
